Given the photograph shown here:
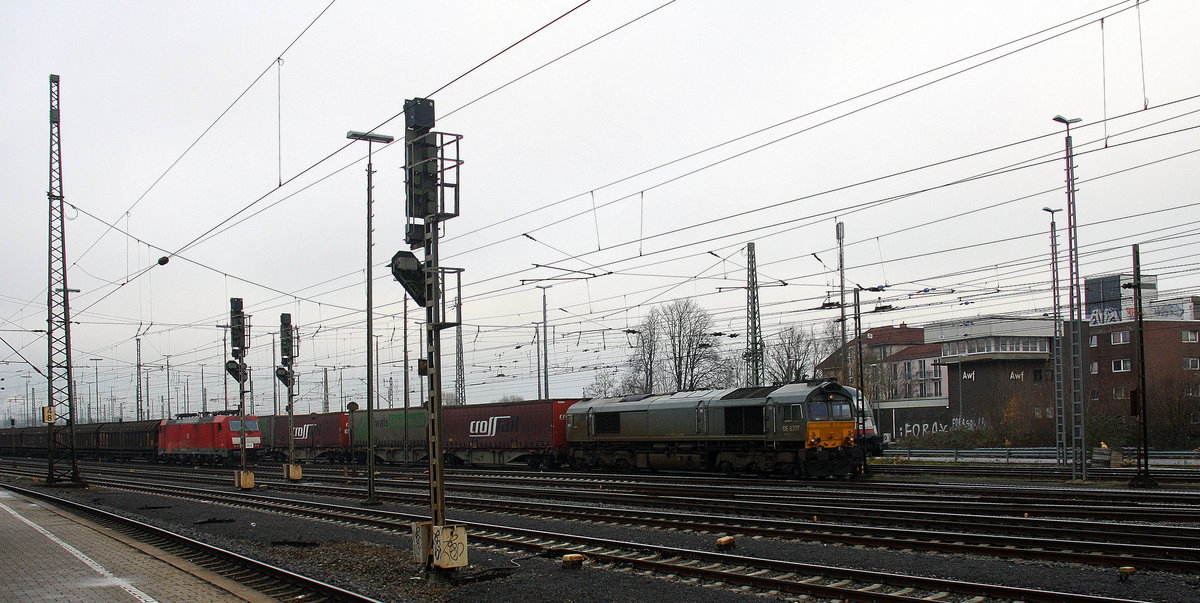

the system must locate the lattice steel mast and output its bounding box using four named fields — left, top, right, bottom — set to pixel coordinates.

left=745, top=242, right=763, bottom=386
left=45, top=74, right=83, bottom=485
